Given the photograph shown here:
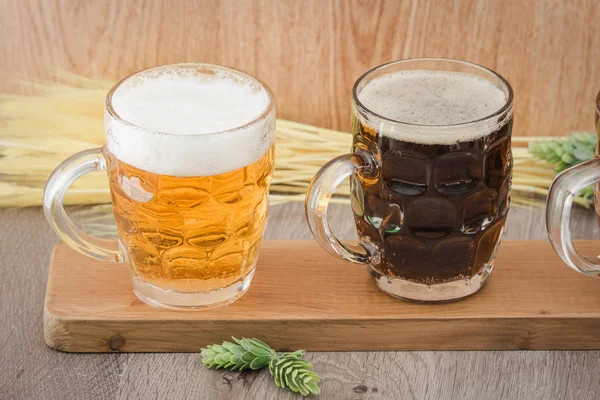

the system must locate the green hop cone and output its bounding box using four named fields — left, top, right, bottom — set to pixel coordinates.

left=201, top=338, right=321, bottom=397
left=528, top=132, right=597, bottom=203
left=578, top=185, right=595, bottom=200
left=529, top=132, right=597, bottom=172
left=201, top=337, right=276, bottom=371
left=269, top=351, right=321, bottom=397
